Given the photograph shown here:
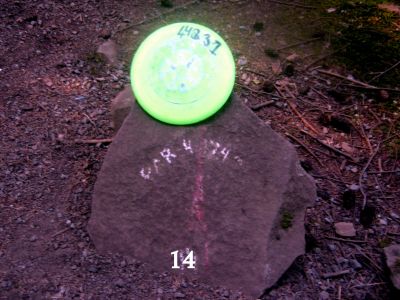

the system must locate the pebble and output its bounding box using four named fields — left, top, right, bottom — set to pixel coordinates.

left=175, top=292, right=186, bottom=298
left=348, top=184, right=359, bottom=191
left=379, top=218, right=388, bottom=226
left=29, top=235, right=38, bottom=242
left=319, top=291, right=330, bottom=300
left=88, top=265, right=99, bottom=273
left=237, top=56, right=248, bottom=66
left=114, top=278, right=125, bottom=288
left=328, top=244, right=336, bottom=251
left=334, top=222, right=356, bottom=237
left=350, top=259, right=362, bottom=270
